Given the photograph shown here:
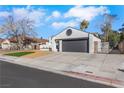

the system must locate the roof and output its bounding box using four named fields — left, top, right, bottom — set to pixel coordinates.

left=9, top=37, right=18, bottom=43
left=0, top=36, right=48, bottom=44
left=52, top=26, right=100, bottom=40
left=52, top=27, right=89, bottom=40
left=32, top=38, right=48, bottom=43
